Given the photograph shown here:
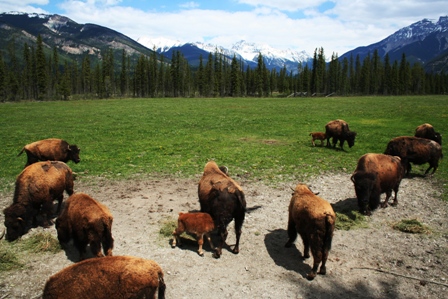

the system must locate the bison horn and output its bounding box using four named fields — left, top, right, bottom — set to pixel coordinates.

left=17, top=217, right=24, bottom=222
left=0, top=228, right=5, bottom=240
